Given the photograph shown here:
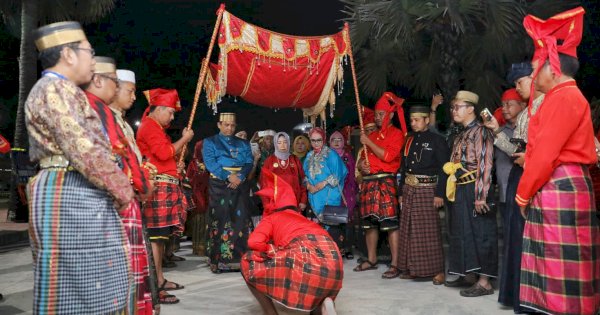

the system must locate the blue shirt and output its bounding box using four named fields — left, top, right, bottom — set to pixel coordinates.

left=202, top=133, right=253, bottom=181
left=303, top=146, right=348, bottom=215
